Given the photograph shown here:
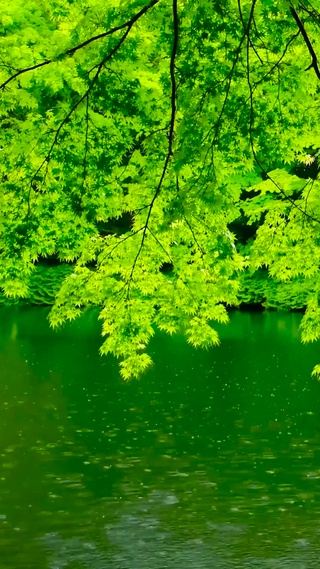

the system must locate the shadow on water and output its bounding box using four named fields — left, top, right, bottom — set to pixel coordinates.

left=1, top=307, right=320, bottom=567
